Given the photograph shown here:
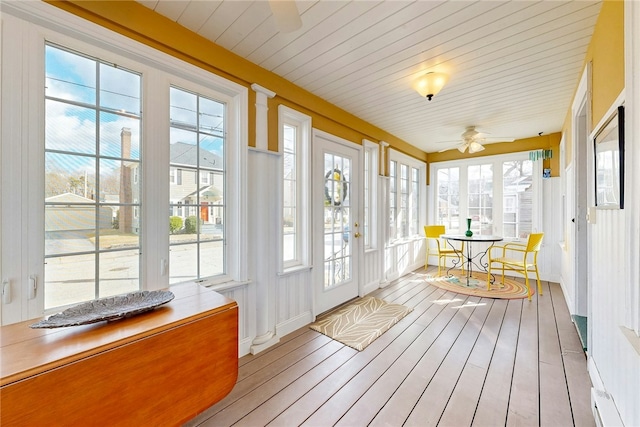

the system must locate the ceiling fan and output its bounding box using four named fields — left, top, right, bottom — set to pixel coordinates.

left=269, top=0, right=302, bottom=33
left=437, top=126, right=515, bottom=154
